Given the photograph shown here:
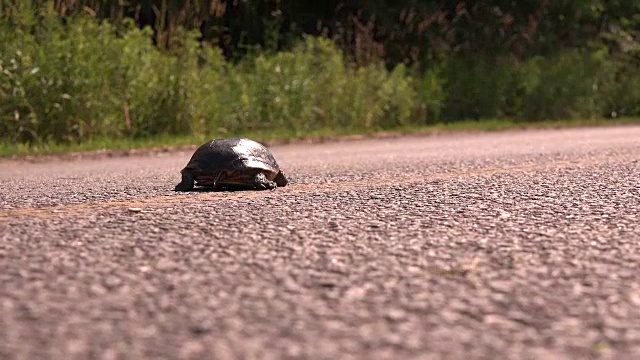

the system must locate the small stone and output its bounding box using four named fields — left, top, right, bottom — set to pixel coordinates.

left=155, top=258, right=179, bottom=271
left=385, top=308, right=407, bottom=321
left=128, top=207, right=143, bottom=213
